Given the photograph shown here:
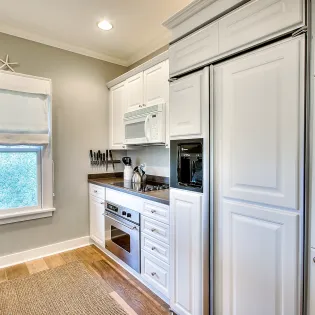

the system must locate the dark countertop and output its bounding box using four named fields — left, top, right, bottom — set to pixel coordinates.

left=88, top=175, right=170, bottom=205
